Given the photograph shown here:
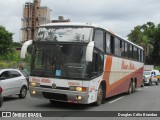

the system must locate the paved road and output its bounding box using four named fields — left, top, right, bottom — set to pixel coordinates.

left=1, top=84, right=160, bottom=119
